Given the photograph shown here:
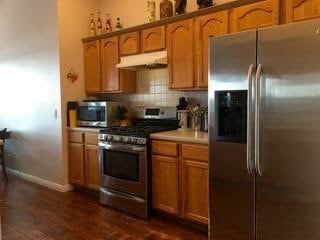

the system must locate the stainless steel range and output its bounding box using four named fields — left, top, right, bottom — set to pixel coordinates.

left=98, top=107, right=178, bottom=218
